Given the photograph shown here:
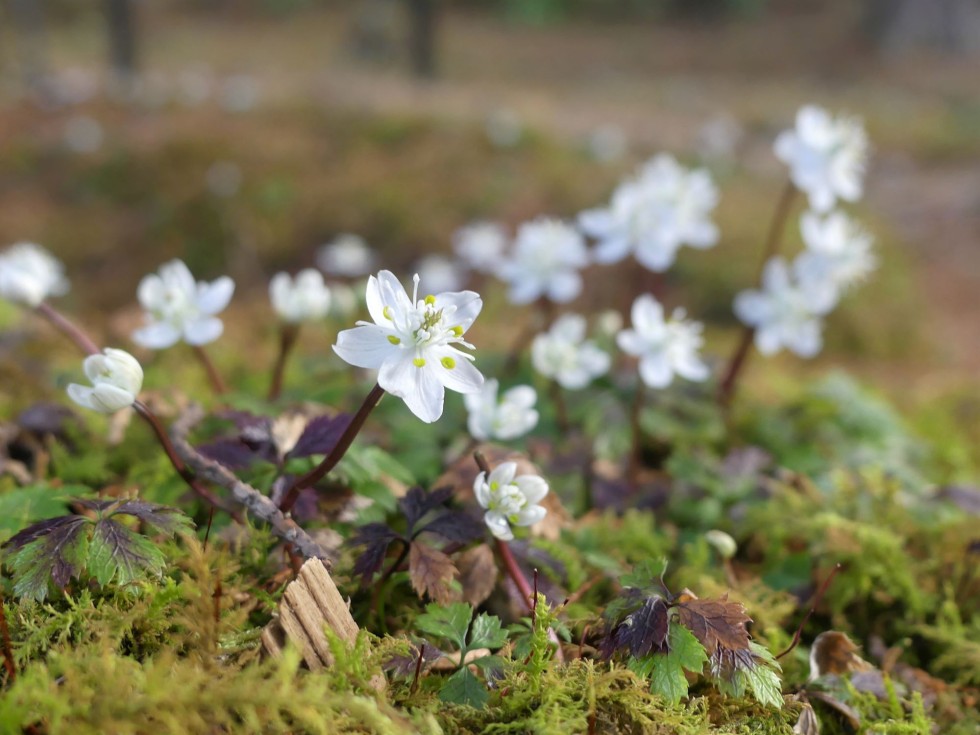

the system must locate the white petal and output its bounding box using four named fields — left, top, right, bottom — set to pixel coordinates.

left=514, top=475, right=548, bottom=505
left=364, top=274, right=387, bottom=325
left=136, top=274, right=165, bottom=310
left=332, top=324, right=399, bottom=369
left=501, top=385, right=536, bottom=409
left=513, top=505, right=547, bottom=527
left=82, top=354, right=110, bottom=383
left=429, top=348, right=484, bottom=395
left=788, top=319, right=823, bottom=358
left=183, top=317, right=224, bottom=345
left=733, top=291, right=771, bottom=327
left=634, top=237, right=678, bottom=272
left=376, top=270, right=413, bottom=314
left=378, top=353, right=445, bottom=423
left=754, top=326, right=783, bottom=356
left=196, top=276, right=234, bottom=315
left=434, top=291, right=483, bottom=332
left=591, top=236, right=632, bottom=264
left=131, top=321, right=181, bottom=349
left=66, top=383, right=98, bottom=411
left=89, top=384, right=136, bottom=412
left=631, top=294, right=665, bottom=337
left=674, top=353, right=710, bottom=382
left=490, top=462, right=518, bottom=487
left=484, top=511, right=513, bottom=541
left=616, top=329, right=645, bottom=356
left=639, top=354, right=673, bottom=389
left=577, top=208, right=615, bottom=237
left=473, top=474, right=491, bottom=507
left=546, top=271, right=582, bottom=303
